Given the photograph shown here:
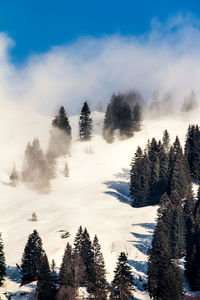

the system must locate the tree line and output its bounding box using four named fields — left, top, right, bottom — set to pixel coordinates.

left=0, top=227, right=135, bottom=299
left=143, top=125, right=200, bottom=298
left=130, top=125, right=200, bottom=207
